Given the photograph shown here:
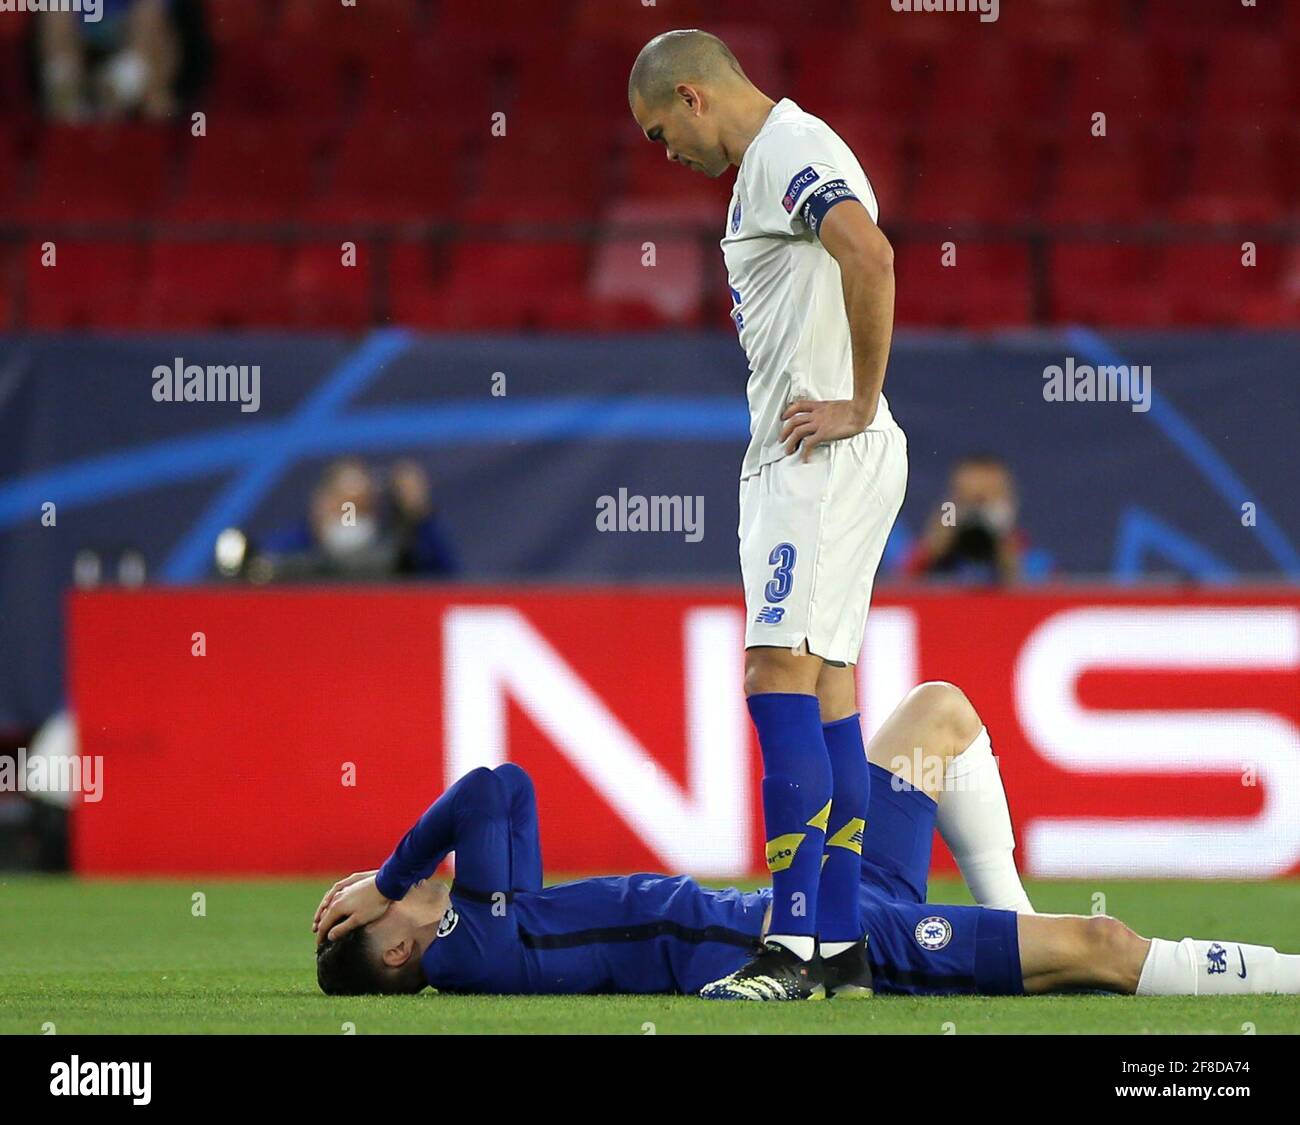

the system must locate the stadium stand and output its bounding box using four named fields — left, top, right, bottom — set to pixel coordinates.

left=0, top=0, right=1295, bottom=331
